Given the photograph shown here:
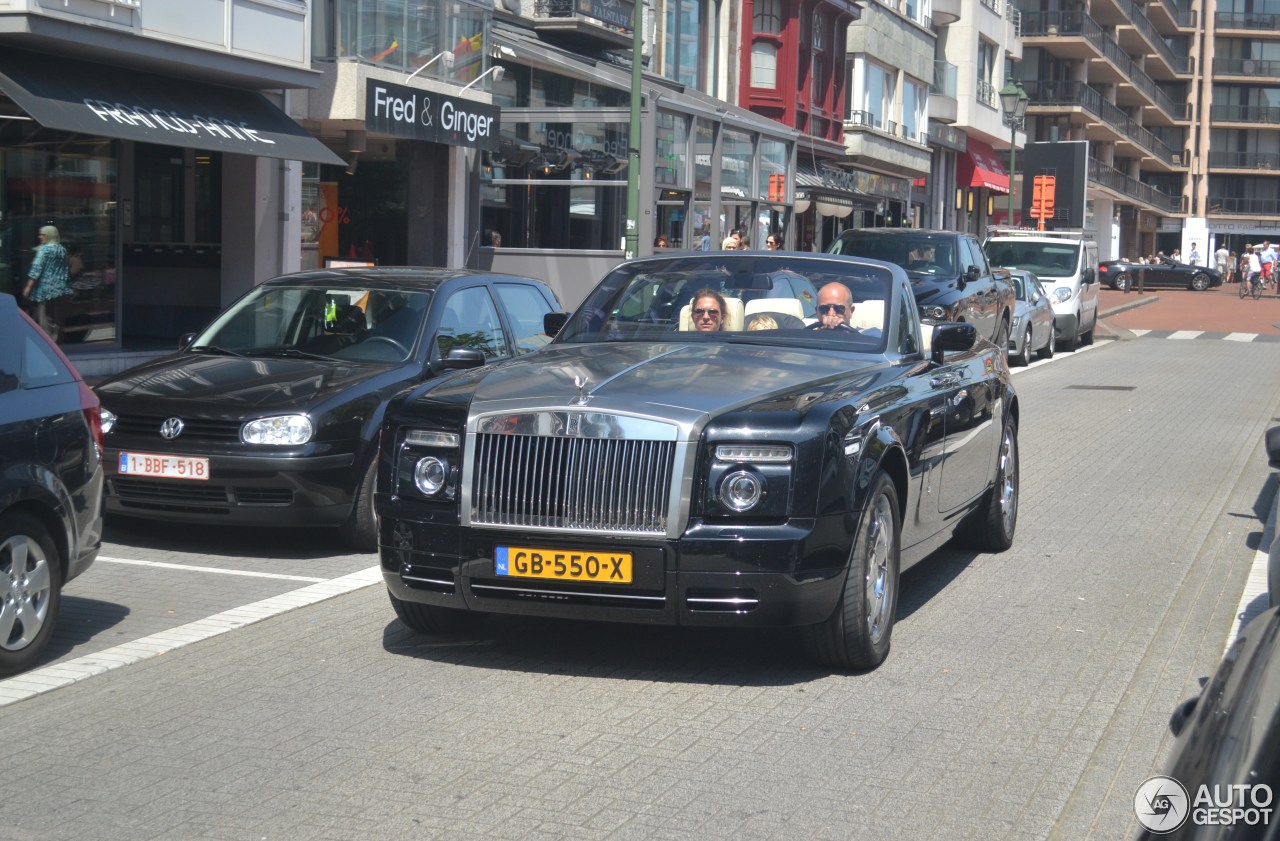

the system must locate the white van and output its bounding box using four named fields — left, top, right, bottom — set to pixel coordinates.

left=983, top=229, right=1100, bottom=352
